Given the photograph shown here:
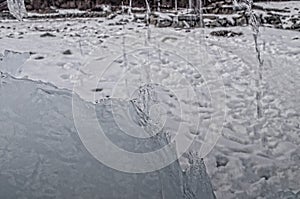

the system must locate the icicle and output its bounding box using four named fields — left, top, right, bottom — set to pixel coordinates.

left=145, top=0, right=151, bottom=26
left=198, top=0, right=203, bottom=27
left=121, top=1, right=130, bottom=98
left=144, top=0, right=151, bottom=44
left=188, top=0, right=192, bottom=11
left=128, top=0, right=132, bottom=15
left=235, top=0, right=263, bottom=119
left=246, top=1, right=263, bottom=119
left=7, top=0, right=27, bottom=21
